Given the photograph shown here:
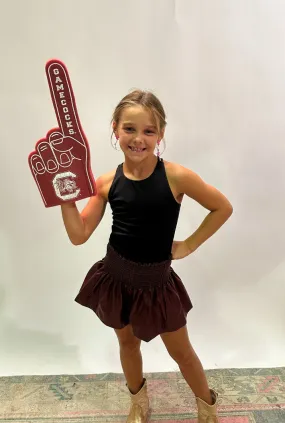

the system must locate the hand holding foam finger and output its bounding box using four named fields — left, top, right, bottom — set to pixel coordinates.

left=28, top=59, right=96, bottom=207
